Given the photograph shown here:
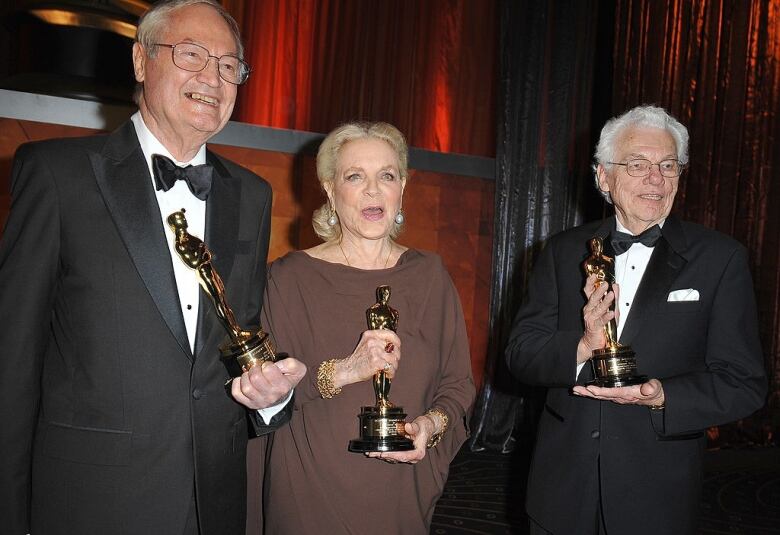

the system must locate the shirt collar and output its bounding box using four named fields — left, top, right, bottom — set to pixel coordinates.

left=131, top=112, right=207, bottom=180
left=615, top=217, right=666, bottom=236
